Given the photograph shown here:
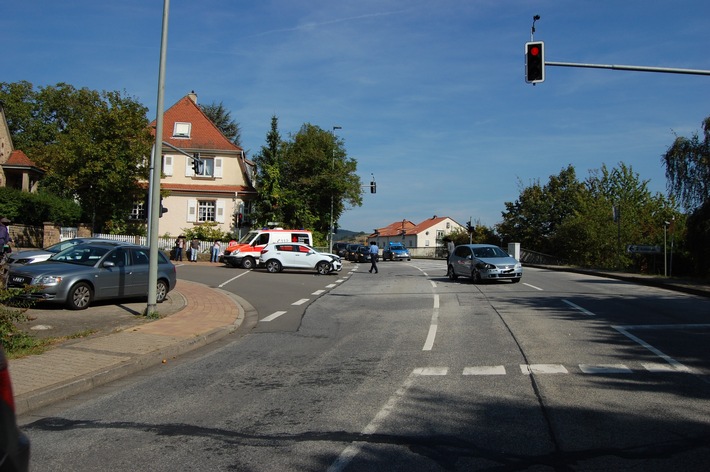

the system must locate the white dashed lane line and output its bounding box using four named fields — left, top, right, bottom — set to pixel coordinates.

left=416, top=363, right=691, bottom=376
